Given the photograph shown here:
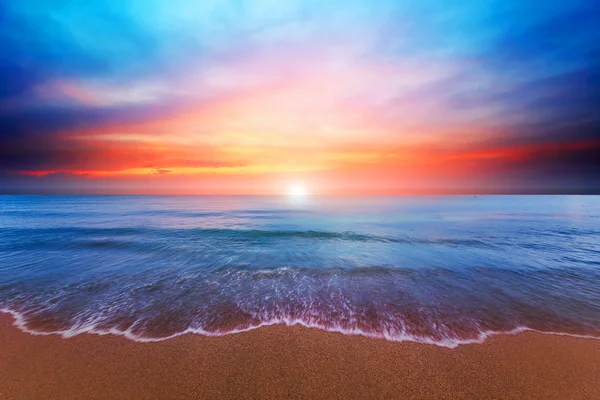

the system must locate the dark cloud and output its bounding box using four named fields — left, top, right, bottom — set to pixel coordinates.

left=0, top=101, right=183, bottom=142
left=0, top=136, right=245, bottom=173
left=445, top=65, right=600, bottom=145
left=483, top=146, right=600, bottom=193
